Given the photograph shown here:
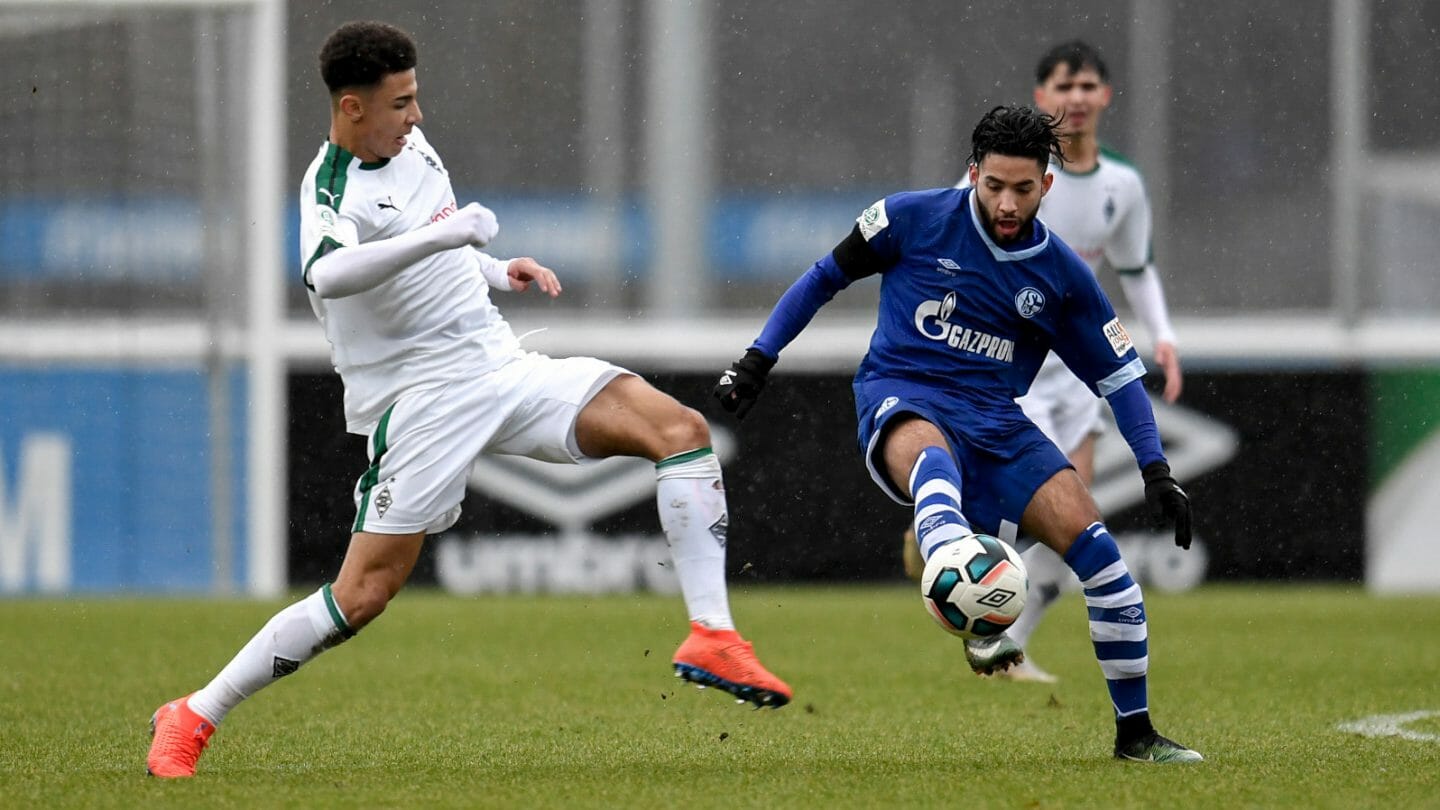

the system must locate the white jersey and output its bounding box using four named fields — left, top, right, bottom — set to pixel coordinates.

left=299, top=127, right=520, bottom=434
left=1029, top=149, right=1158, bottom=389
left=1038, top=149, right=1151, bottom=276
